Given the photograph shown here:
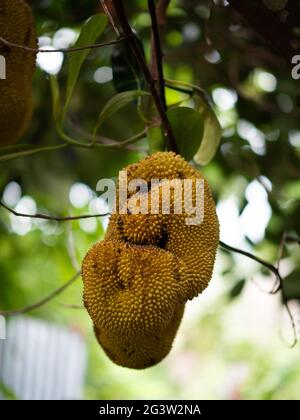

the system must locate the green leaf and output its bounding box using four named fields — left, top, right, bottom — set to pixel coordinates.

left=93, top=90, right=149, bottom=139
left=64, top=14, right=108, bottom=115
left=50, top=75, right=86, bottom=146
left=193, top=105, right=222, bottom=166
left=282, top=270, right=300, bottom=301
left=148, top=126, right=164, bottom=154
left=229, top=279, right=246, bottom=300
left=167, top=107, right=204, bottom=161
